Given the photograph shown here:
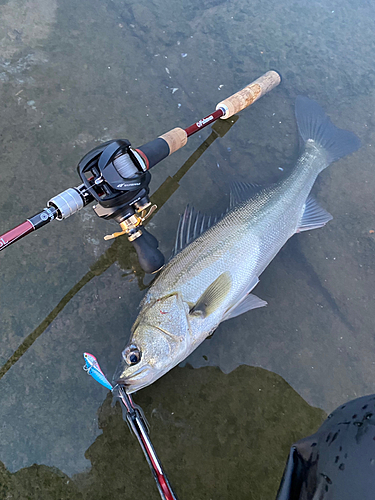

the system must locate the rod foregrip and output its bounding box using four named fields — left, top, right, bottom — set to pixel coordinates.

left=158, top=127, right=188, bottom=155
left=216, top=70, right=281, bottom=119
